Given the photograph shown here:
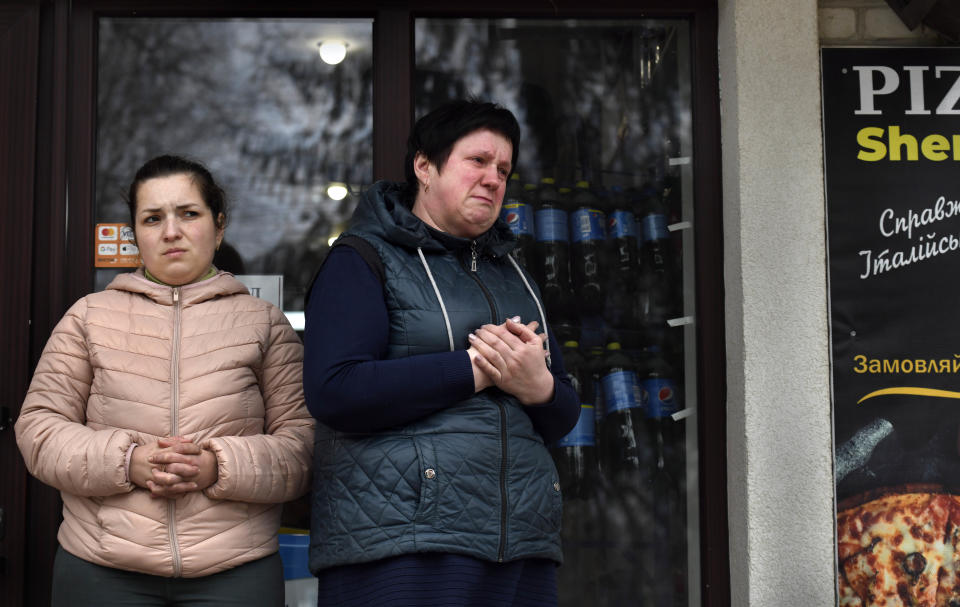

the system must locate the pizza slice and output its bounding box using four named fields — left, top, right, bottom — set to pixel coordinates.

left=935, top=496, right=960, bottom=607
left=838, top=493, right=950, bottom=606
left=839, top=569, right=865, bottom=607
